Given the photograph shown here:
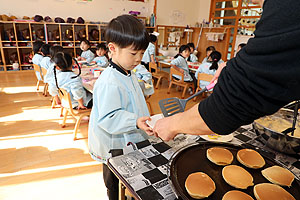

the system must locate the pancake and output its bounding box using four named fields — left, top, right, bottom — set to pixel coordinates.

left=254, top=183, right=295, bottom=200
left=237, top=149, right=265, bottom=169
left=206, top=147, right=233, bottom=166
left=261, top=165, right=295, bottom=187
left=222, top=165, right=254, bottom=189
left=185, top=172, right=216, bottom=199
left=222, top=190, right=254, bottom=200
